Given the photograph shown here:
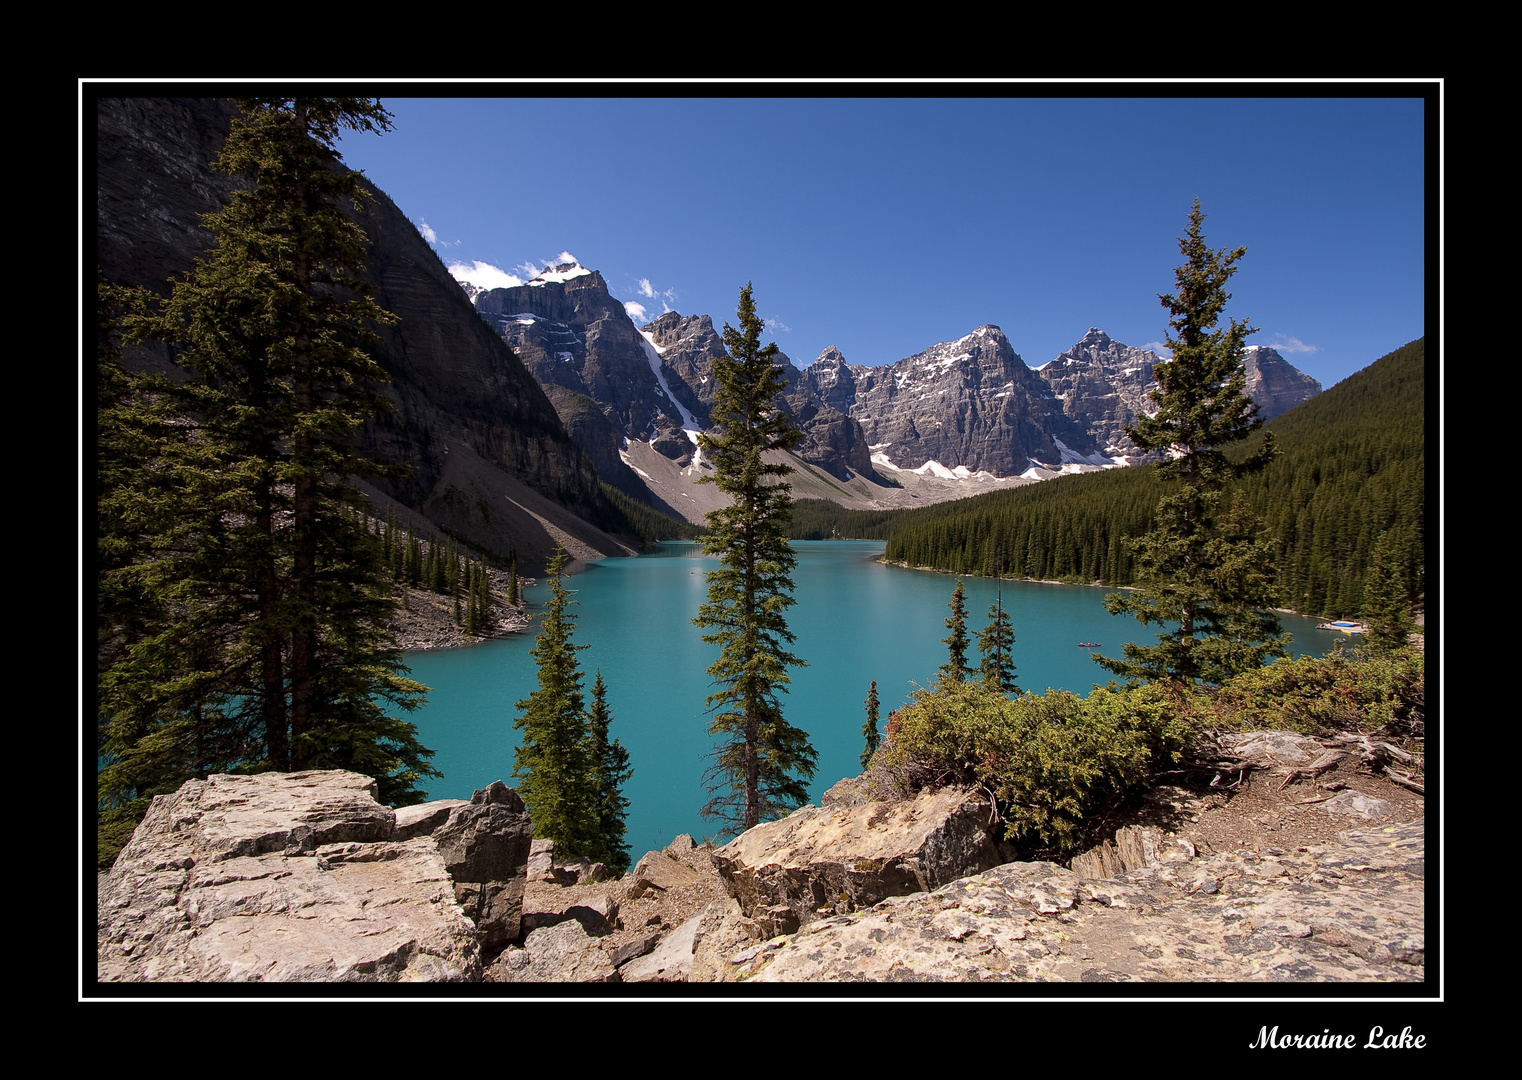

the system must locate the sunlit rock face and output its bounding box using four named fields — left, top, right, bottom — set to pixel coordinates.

left=823, top=327, right=1106, bottom=477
